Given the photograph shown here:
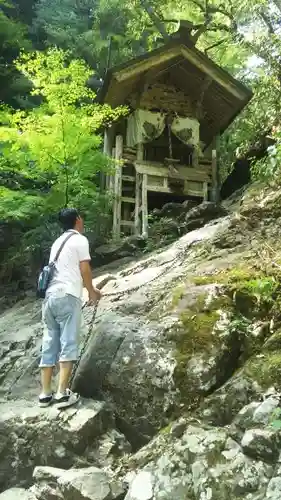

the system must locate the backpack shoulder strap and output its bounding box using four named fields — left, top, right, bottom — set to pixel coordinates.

left=53, top=232, right=76, bottom=263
